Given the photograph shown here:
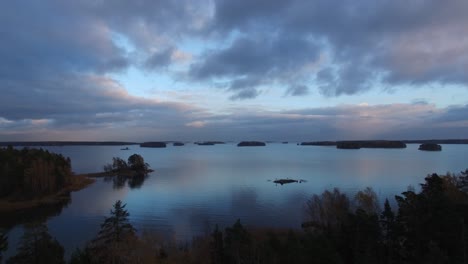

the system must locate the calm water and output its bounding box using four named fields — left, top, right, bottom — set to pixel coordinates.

left=4, top=143, right=468, bottom=259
